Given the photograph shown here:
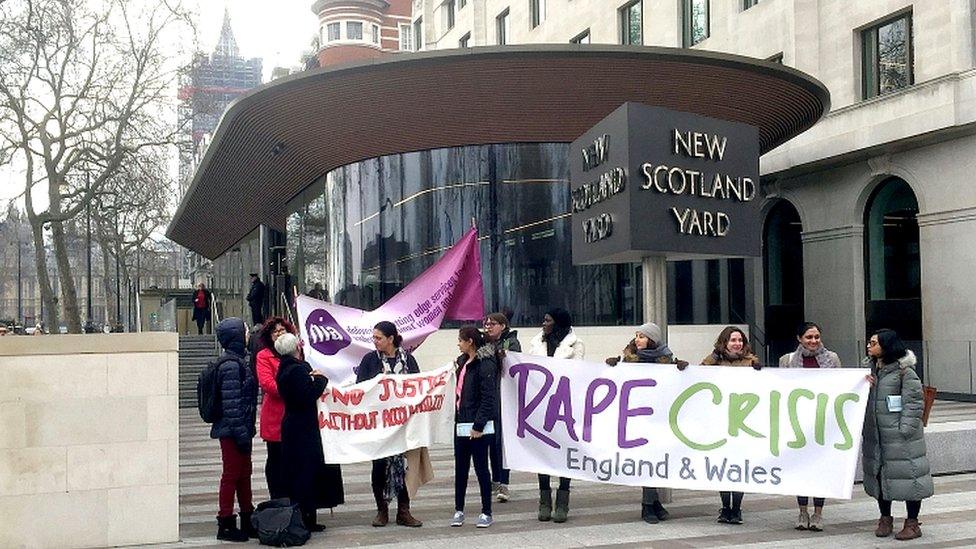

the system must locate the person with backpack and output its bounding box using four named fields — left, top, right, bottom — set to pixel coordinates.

left=863, top=329, right=933, bottom=540
left=209, top=317, right=259, bottom=542
left=356, top=321, right=423, bottom=528
left=275, top=332, right=330, bottom=532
